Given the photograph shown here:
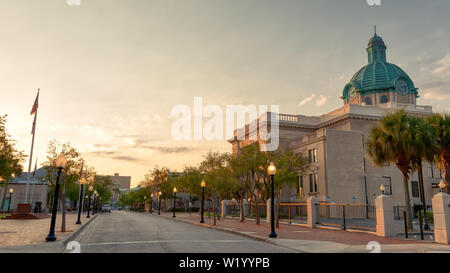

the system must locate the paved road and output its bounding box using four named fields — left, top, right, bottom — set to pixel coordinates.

left=68, top=211, right=297, bottom=253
